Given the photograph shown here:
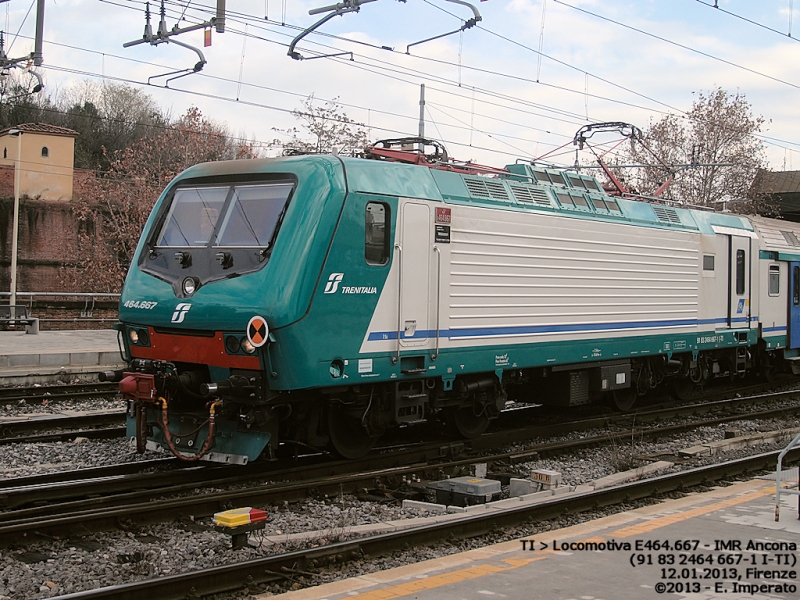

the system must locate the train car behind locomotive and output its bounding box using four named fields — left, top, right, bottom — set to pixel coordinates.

left=106, top=147, right=800, bottom=463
